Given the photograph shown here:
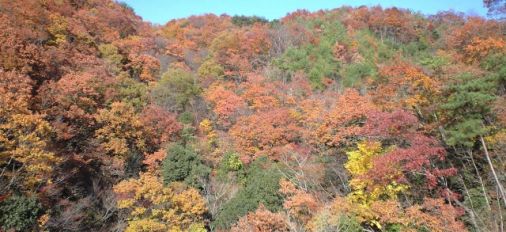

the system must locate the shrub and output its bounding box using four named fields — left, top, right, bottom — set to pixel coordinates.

left=0, top=195, right=42, bottom=231
left=162, top=144, right=210, bottom=189
left=151, top=68, right=201, bottom=112
left=212, top=157, right=283, bottom=229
